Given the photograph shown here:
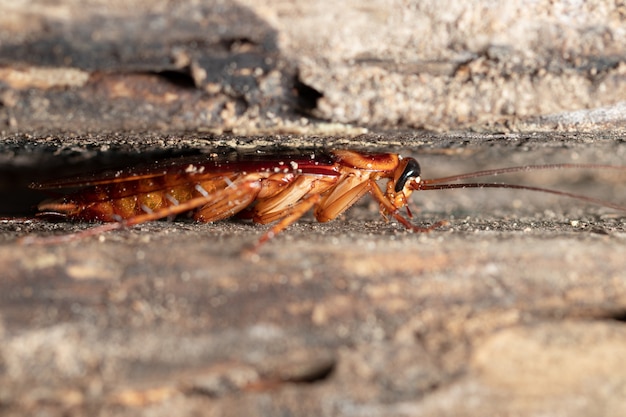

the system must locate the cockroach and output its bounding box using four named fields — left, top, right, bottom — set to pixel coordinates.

left=25, top=149, right=626, bottom=250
